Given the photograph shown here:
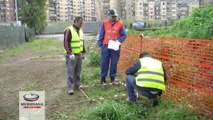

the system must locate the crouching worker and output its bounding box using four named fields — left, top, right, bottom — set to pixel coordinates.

left=125, top=52, right=166, bottom=107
